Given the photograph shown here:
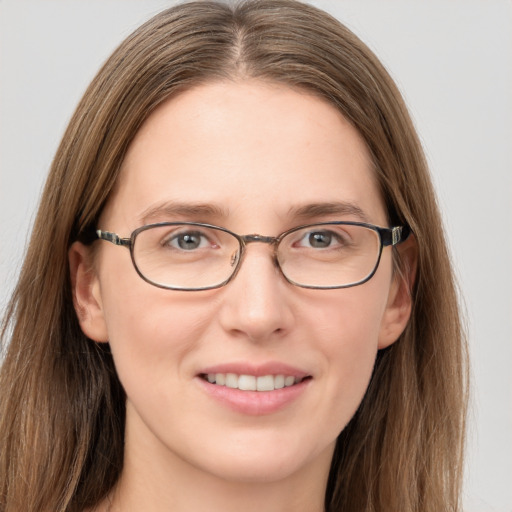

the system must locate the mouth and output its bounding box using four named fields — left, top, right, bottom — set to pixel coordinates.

left=197, top=366, right=312, bottom=415
left=200, top=373, right=311, bottom=391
